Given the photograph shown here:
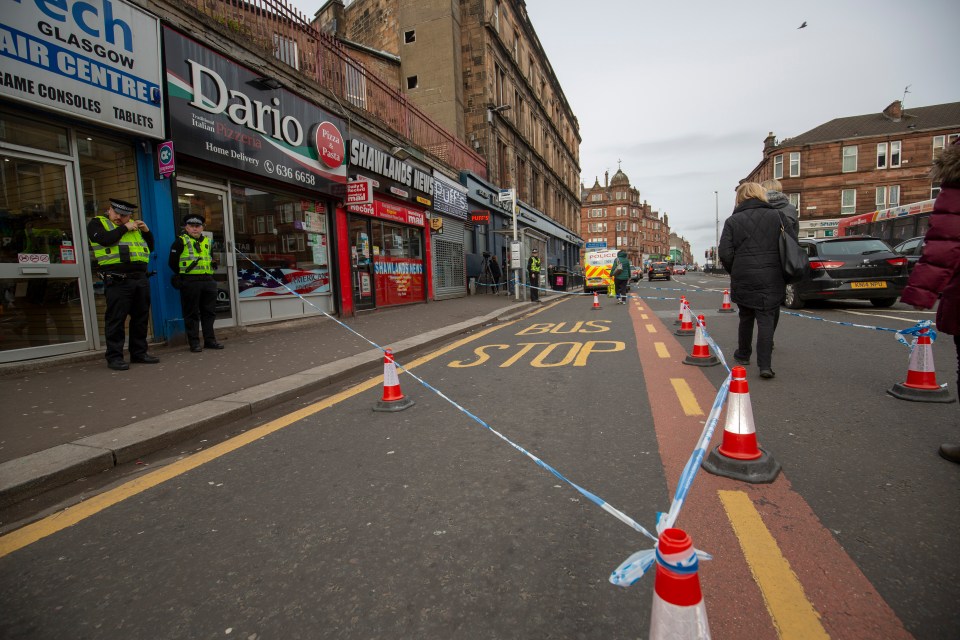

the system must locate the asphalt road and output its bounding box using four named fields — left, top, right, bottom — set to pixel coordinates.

left=1, top=275, right=958, bottom=639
